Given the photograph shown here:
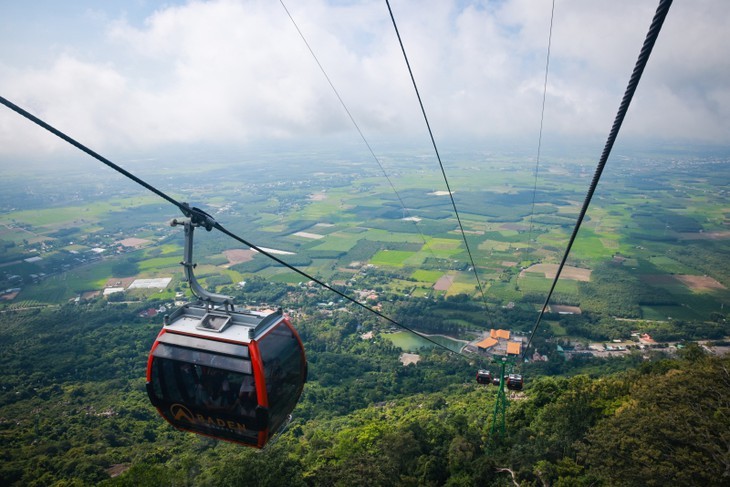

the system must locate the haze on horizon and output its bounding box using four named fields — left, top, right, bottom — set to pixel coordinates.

left=1, top=0, right=729, bottom=171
